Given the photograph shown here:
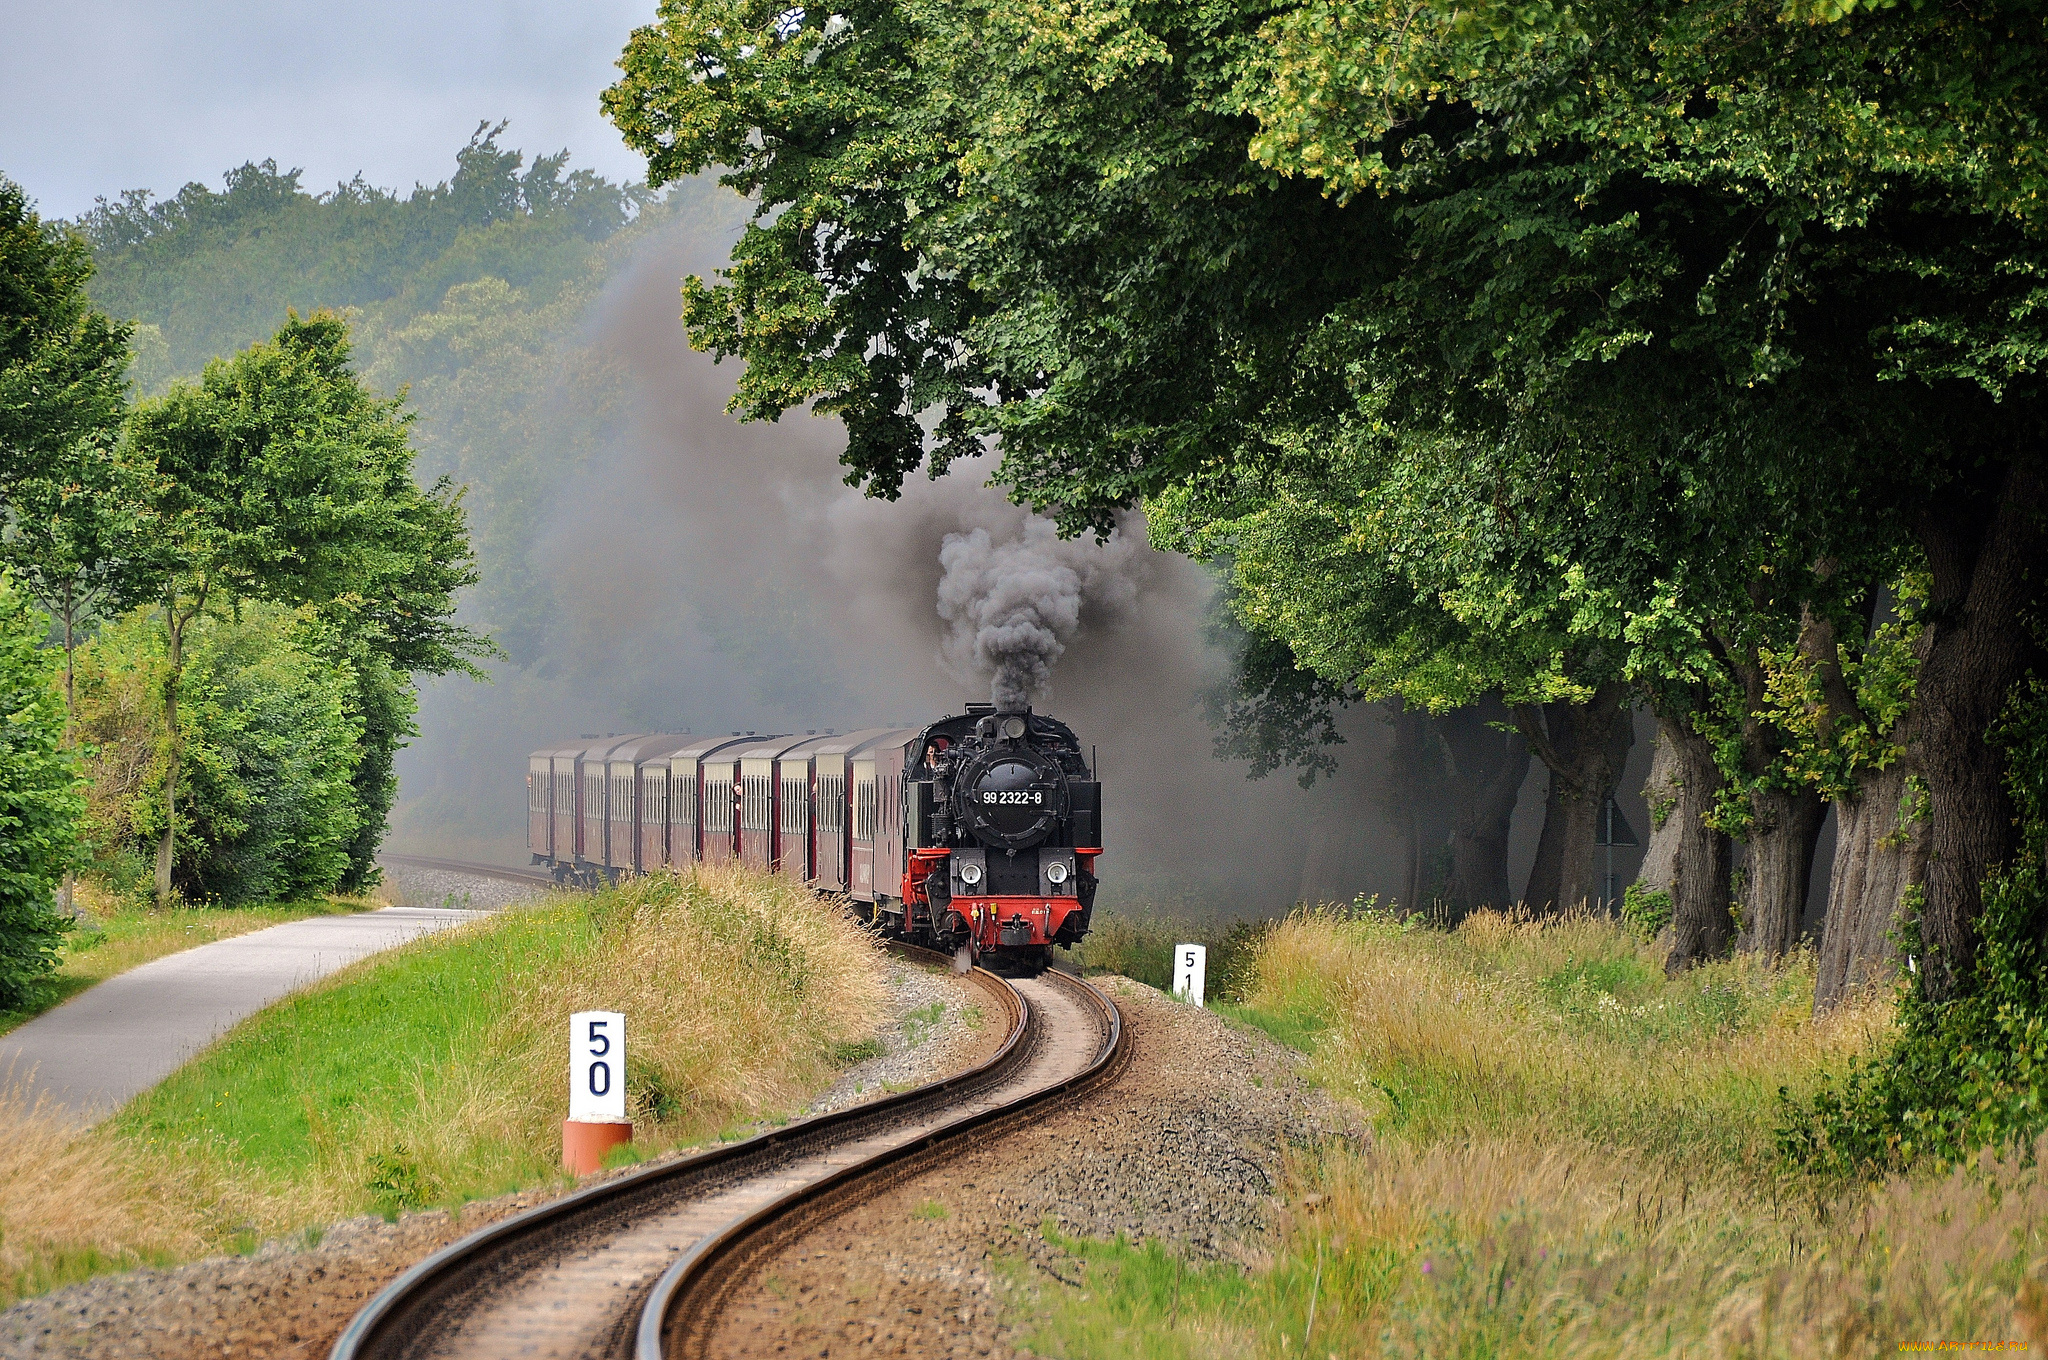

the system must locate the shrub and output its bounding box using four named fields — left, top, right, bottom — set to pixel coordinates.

left=1621, top=882, right=1672, bottom=939
left=0, top=574, right=80, bottom=1005
left=73, top=603, right=362, bottom=904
